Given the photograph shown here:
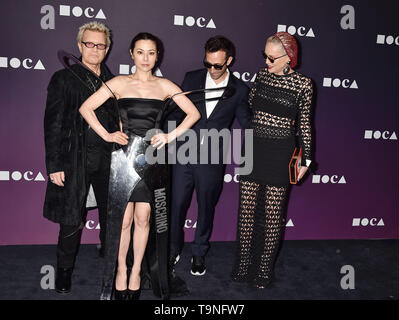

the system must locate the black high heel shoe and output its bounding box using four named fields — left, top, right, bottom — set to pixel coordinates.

left=127, top=288, right=141, bottom=300
left=113, top=268, right=129, bottom=300
left=114, top=289, right=129, bottom=300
